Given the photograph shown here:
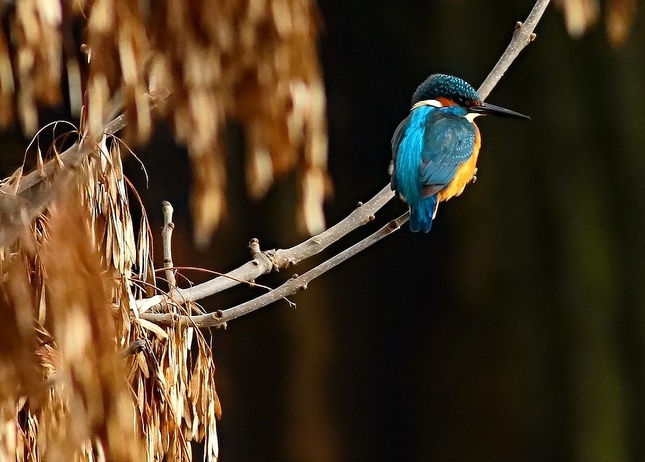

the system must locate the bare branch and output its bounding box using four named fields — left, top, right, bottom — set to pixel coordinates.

left=161, top=201, right=177, bottom=288
left=136, top=185, right=395, bottom=313
left=141, top=211, right=410, bottom=327
left=271, top=186, right=395, bottom=268
left=477, top=0, right=550, bottom=100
